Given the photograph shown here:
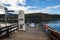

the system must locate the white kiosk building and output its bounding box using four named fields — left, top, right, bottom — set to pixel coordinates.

left=18, top=10, right=25, bottom=30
